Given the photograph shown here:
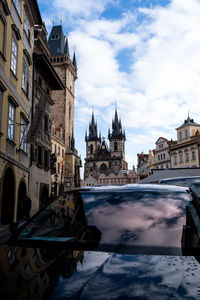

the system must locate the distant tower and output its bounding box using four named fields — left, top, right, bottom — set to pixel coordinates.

left=48, top=24, right=77, bottom=148
left=84, top=111, right=101, bottom=178
left=108, top=108, right=127, bottom=170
